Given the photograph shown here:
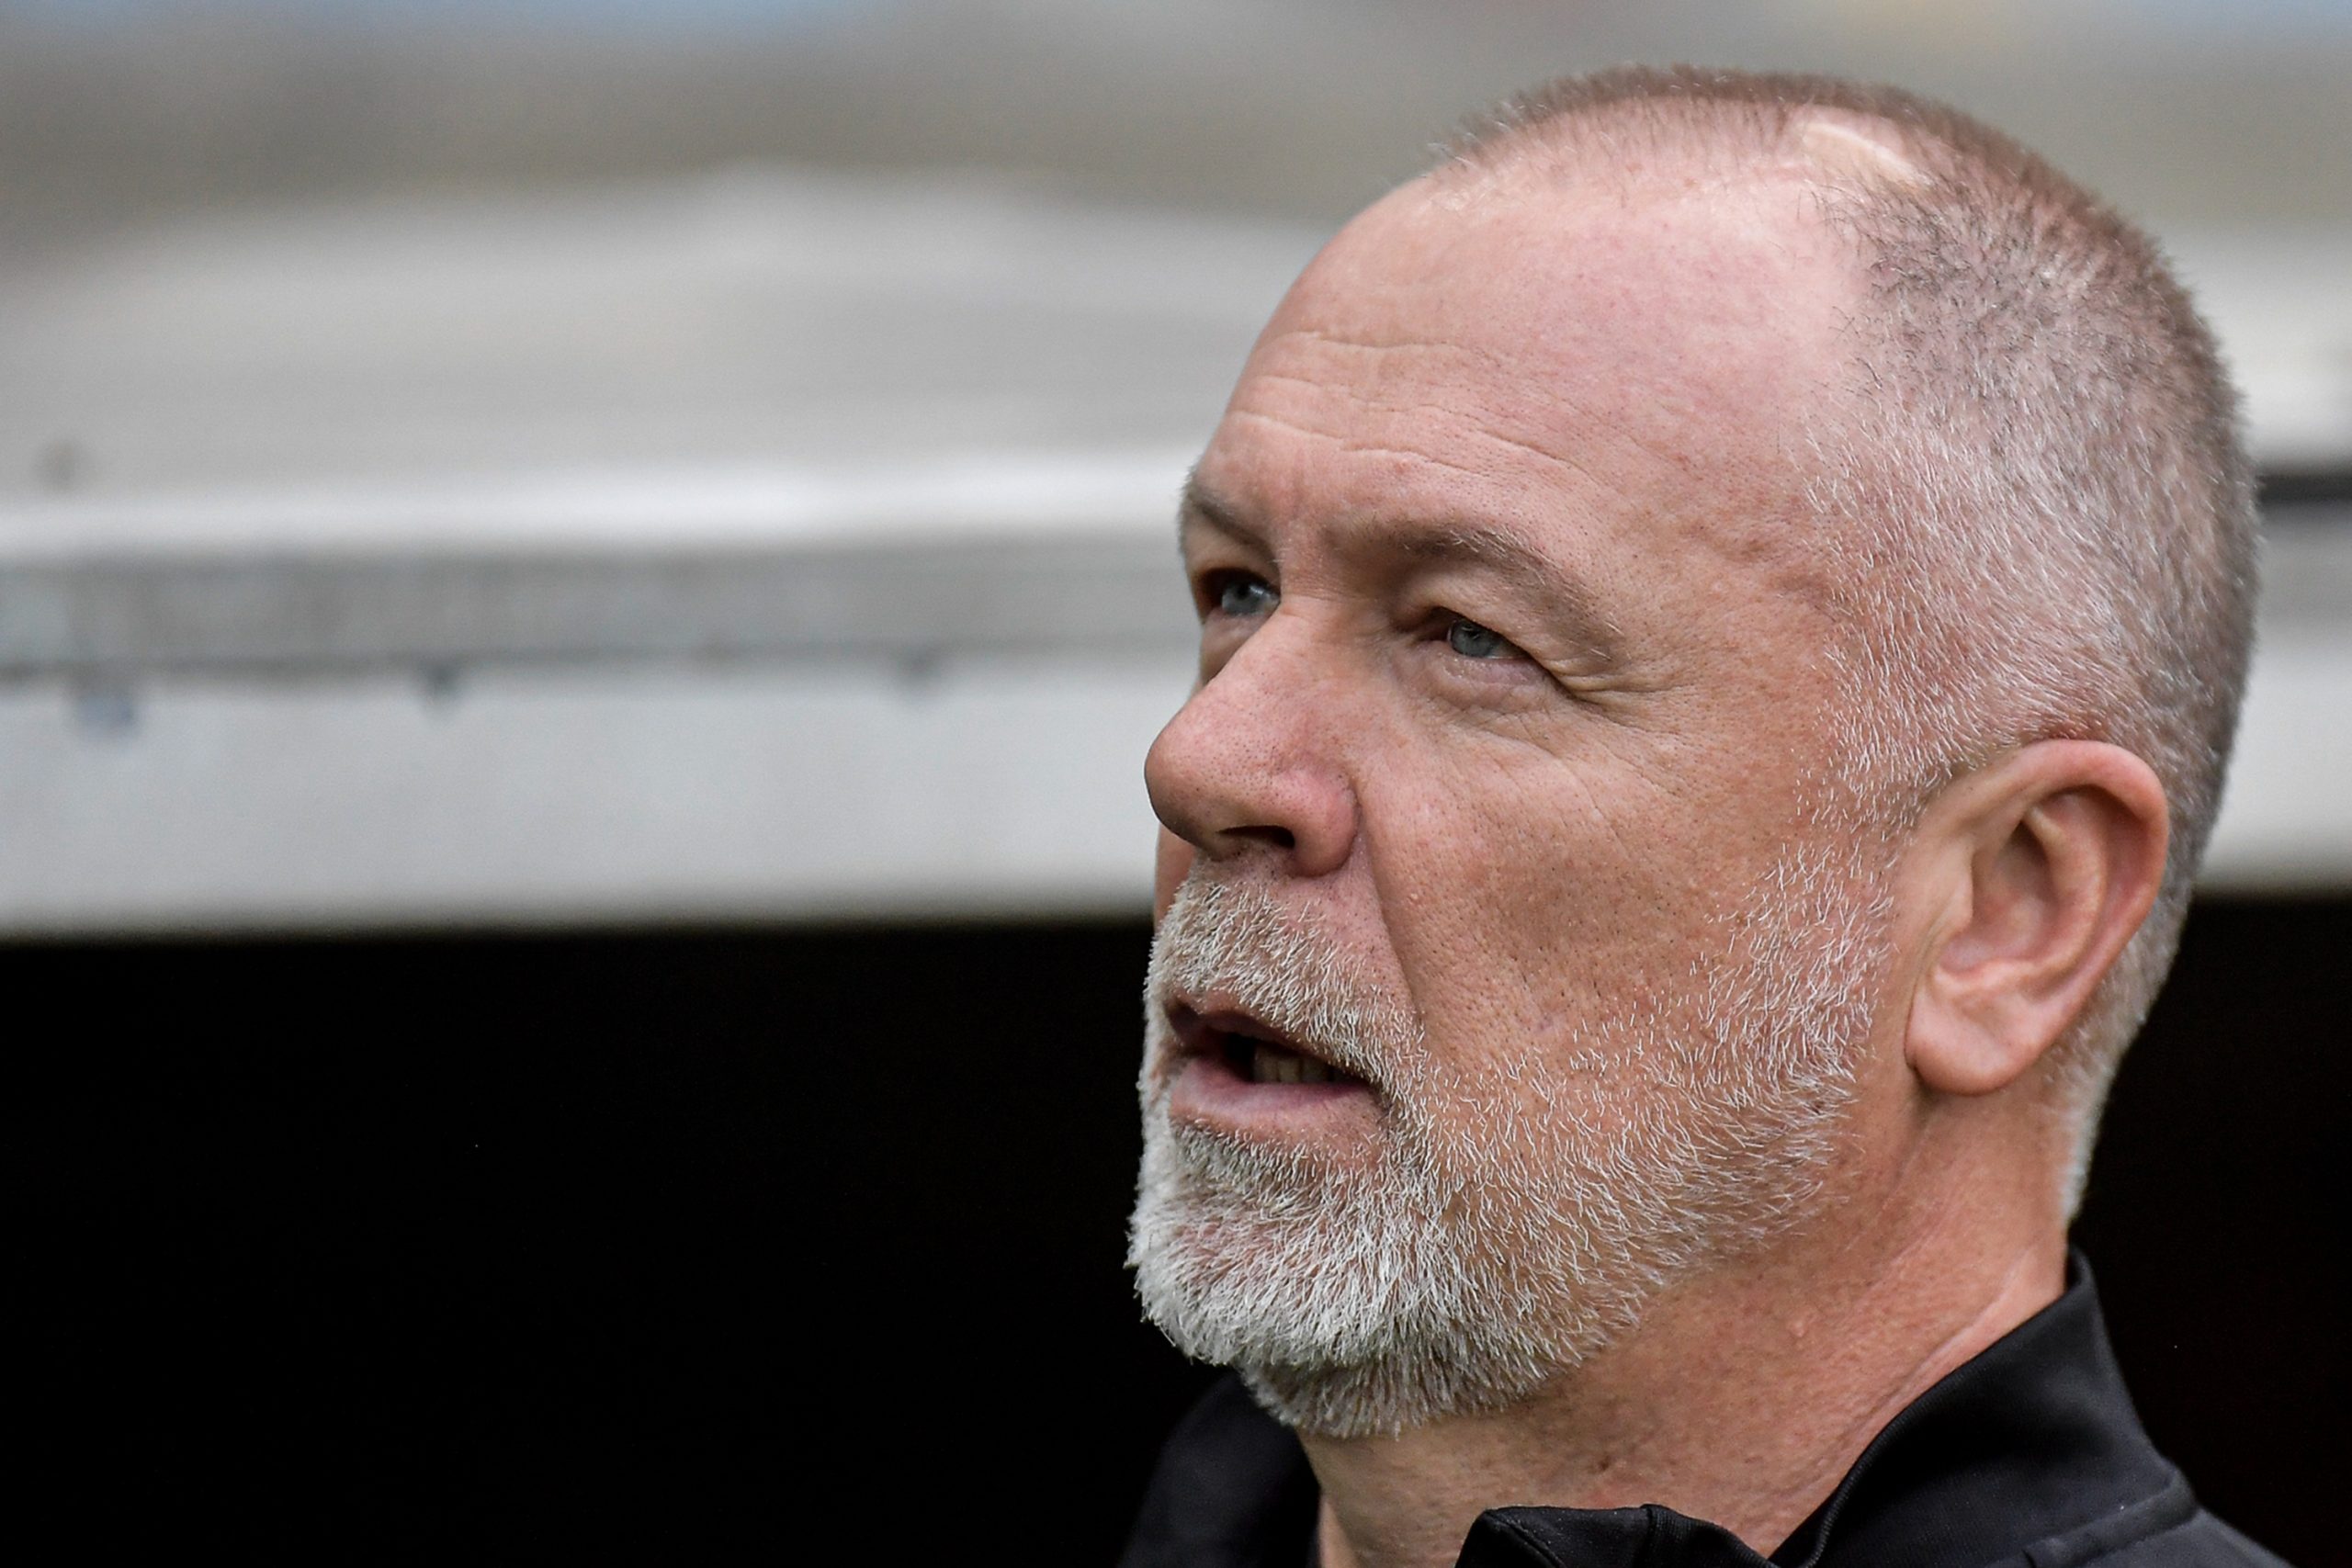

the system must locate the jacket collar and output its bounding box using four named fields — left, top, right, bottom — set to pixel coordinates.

left=1122, top=1255, right=2190, bottom=1568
